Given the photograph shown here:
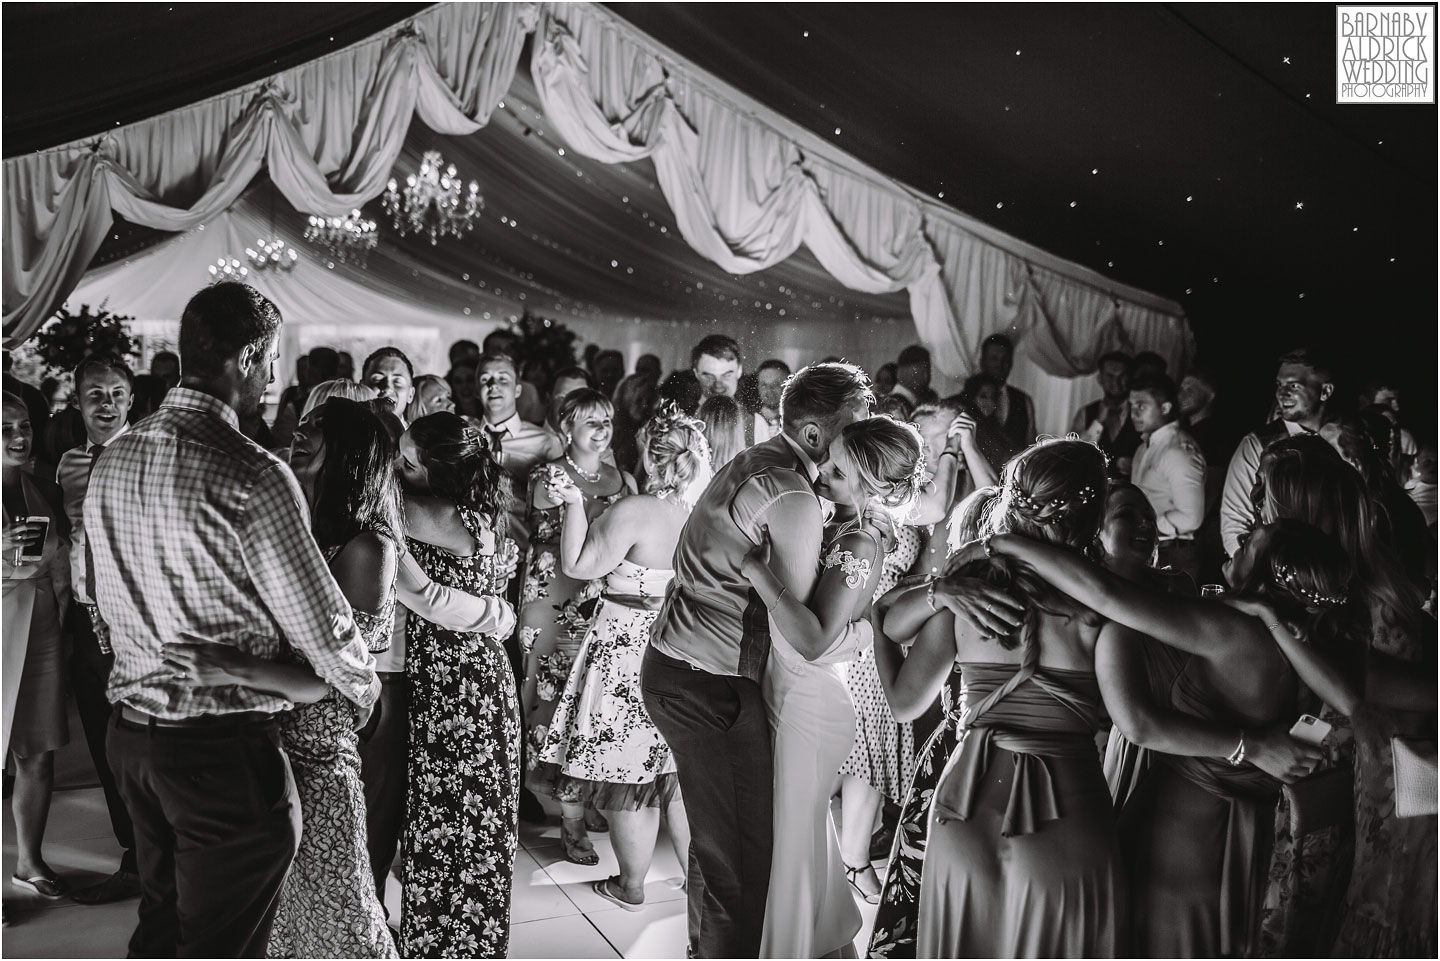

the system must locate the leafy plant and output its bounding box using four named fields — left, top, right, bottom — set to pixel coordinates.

left=34, top=303, right=139, bottom=374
